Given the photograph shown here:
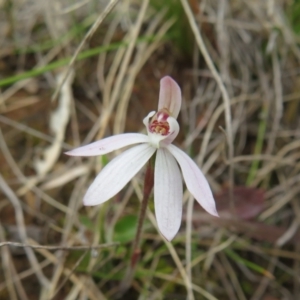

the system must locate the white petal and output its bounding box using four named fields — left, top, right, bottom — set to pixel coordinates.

left=65, top=133, right=149, bottom=156
left=84, top=144, right=156, bottom=206
left=167, top=144, right=218, bottom=217
left=154, top=148, right=183, bottom=241
left=158, top=76, right=181, bottom=119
